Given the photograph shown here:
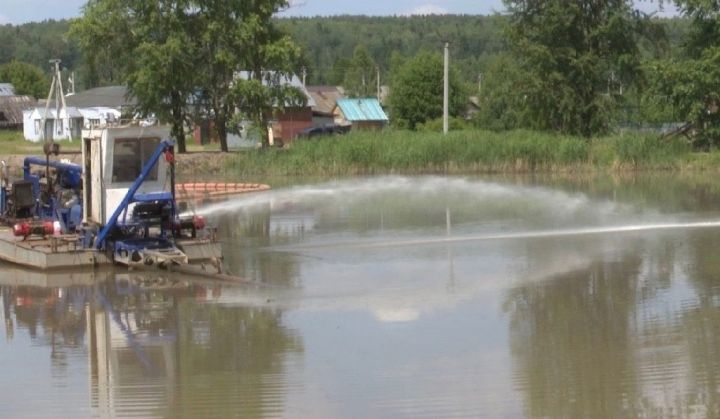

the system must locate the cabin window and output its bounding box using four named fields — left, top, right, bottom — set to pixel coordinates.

left=112, top=137, right=160, bottom=183
left=34, top=119, right=41, bottom=135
